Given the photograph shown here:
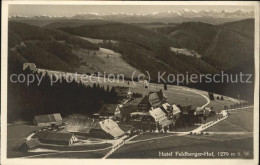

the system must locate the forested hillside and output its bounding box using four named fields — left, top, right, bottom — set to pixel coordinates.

left=155, top=19, right=254, bottom=72
left=9, top=21, right=99, bottom=72
left=58, top=21, right=219, bottom=77
left=220, top=19, right=254, bottom=39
